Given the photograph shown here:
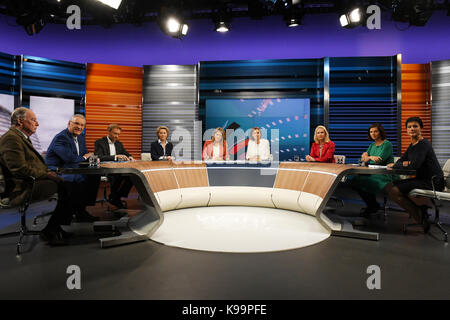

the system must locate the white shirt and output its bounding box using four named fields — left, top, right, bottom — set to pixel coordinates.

left=73, top=136, right=79, bottom=155
left=107, top=136, right=116, bottom=156
left=212, top=144, right=221, bottom=159
left=246, top=139, right=271, bottom=161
